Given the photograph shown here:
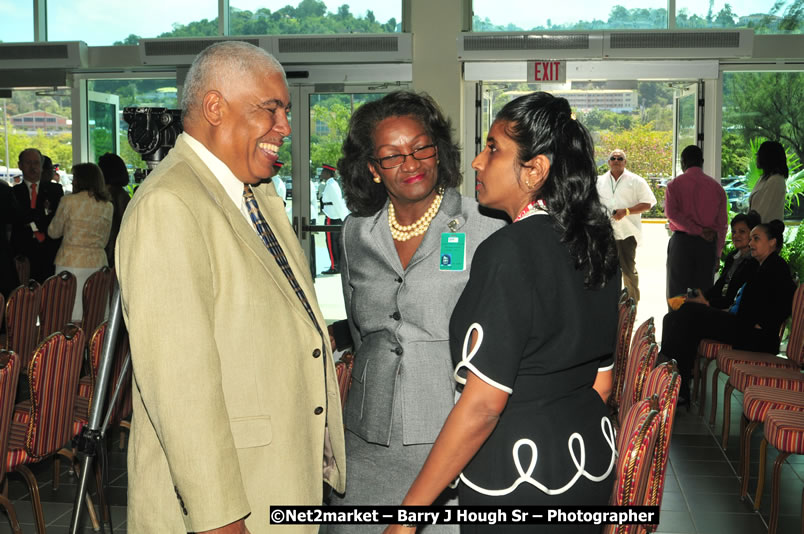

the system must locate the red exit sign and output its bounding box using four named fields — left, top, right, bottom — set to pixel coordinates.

left=527, top=61, right=566, bottom=83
